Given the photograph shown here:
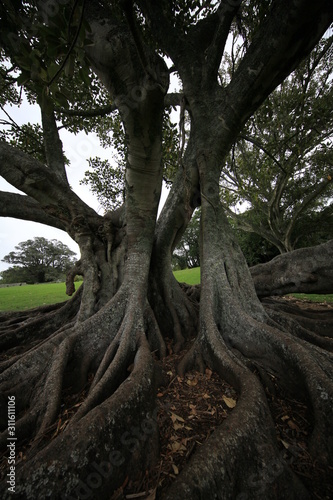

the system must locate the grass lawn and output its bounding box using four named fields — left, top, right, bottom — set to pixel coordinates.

left=1, top=270, right=333, bottom=311
left=173, top=267, right=201, bottom=285
left=0, top=282, right=83, bottom=312
left=289, top=293, right=333, bottom=303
